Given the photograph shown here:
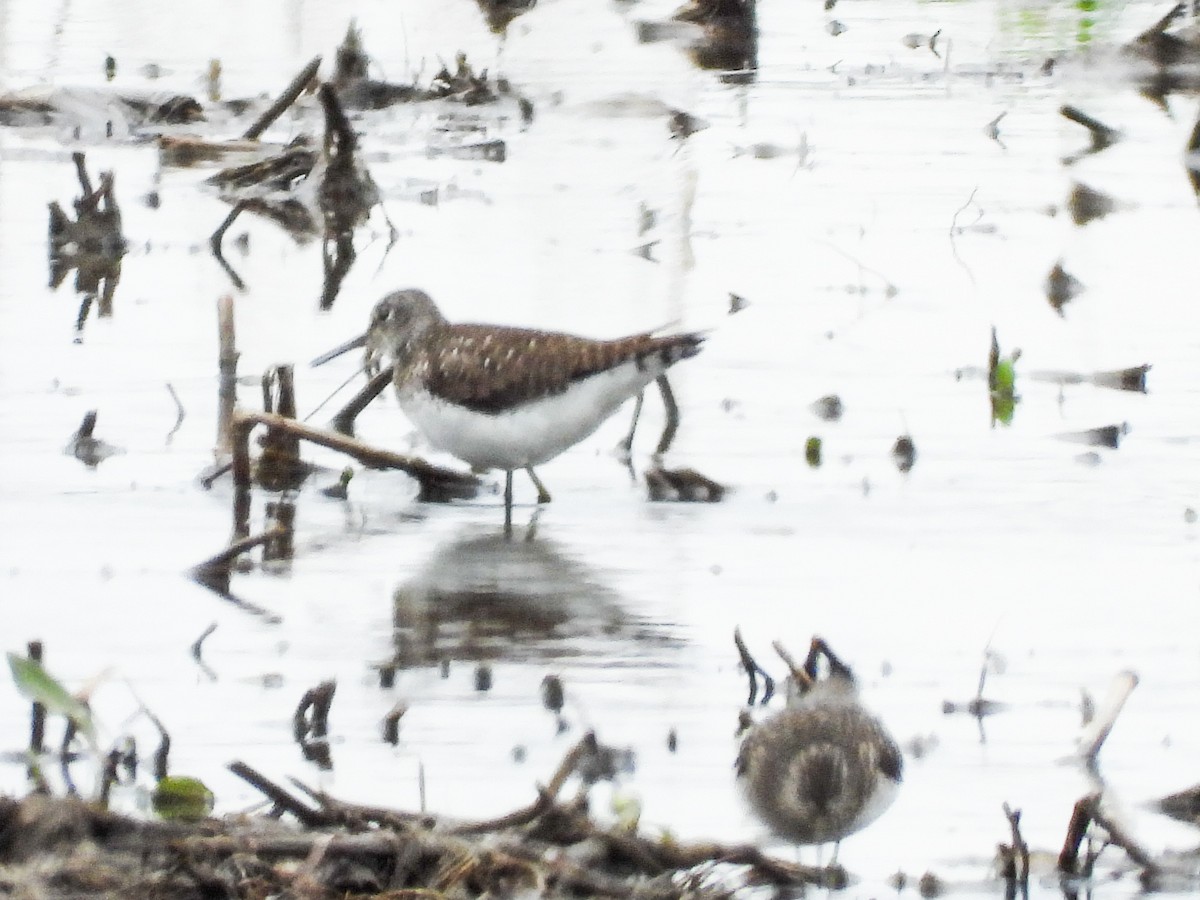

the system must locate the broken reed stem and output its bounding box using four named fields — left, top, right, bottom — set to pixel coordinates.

left=316, top=365, right=391, bottom=433
left=72, top=151, right=93, bottom=198
left=192, top=527, right=286, bottom=575
left=257, top=367, right=306, bottom=490
left=231, top=416, right=254, bottom=489
left=165, top=382, right=186, bottom=443
left=733, top=627, right=775, bottom=706
left=1078, top=670, right=1138, bottom=762
left=1057, top=791, right=1158, bottom=878
left=243, top=56, right=322, bottom=141
left=141, top=708, right=172, bottom=781
left=190, top=623, right=217, bottom=660
left=1090, top=804, right=1159, bottom=875
left=294, top=681, right=337, bottom=741
left=228, top=760, right=329, bottom=828
left=772, top=640, right=810, bottom=688
left=1002, top=802, right=1030, bottom=886
left=210, top=203, right=248, bottom=291
left=808, top=636, right=855, bottom=681
left=448, top=732, right=599, bottom=836
left=27, top=641, right=45, bottom=754
left=317, top=82, right=358, bottom=154
left=216, top=295, right=238, bottom=458
left=231, top=409, right=478, bottom=488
